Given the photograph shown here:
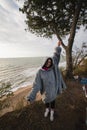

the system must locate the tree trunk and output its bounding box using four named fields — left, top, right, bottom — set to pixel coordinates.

left=54, top=1, right=82, bottom=79
left=64, top=1, right=82, bottom=79
left=65, top=47, right=73, bottom=79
